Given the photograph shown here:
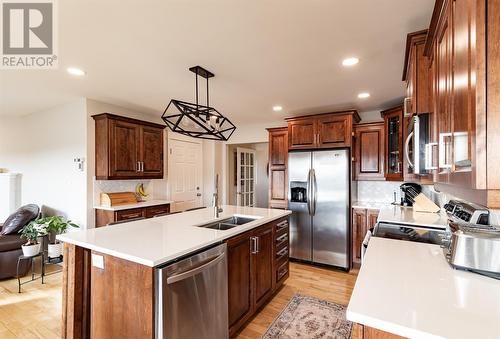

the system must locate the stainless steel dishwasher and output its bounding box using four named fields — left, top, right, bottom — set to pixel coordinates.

left=155, top=243, right=228, bottom=339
